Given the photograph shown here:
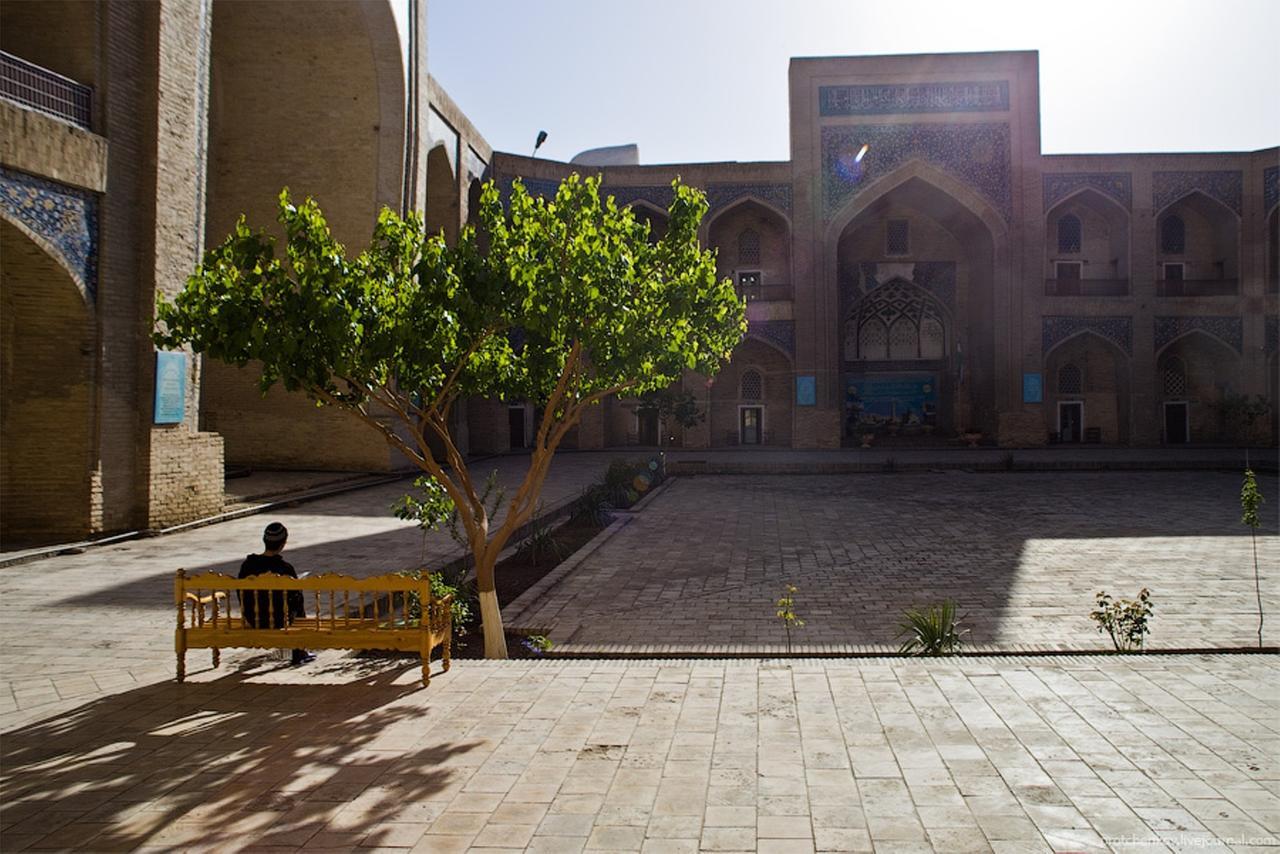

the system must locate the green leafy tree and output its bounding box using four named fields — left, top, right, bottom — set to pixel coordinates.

left=776, top=584, right=805, bottom=654
left=1241, top=468, right=1266, bottom=647
left=155, top=175, right=745, bottom=658
left=636, top=387, right=703, bottom=448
